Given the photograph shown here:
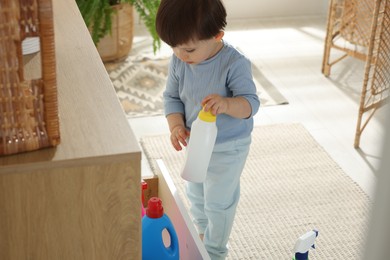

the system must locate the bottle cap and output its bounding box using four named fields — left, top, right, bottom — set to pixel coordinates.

left=146, top=197, right=164, bottom=218
left=141, top=181, right=148, bottom=191
left=198, top=108, right=216, bottom=122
